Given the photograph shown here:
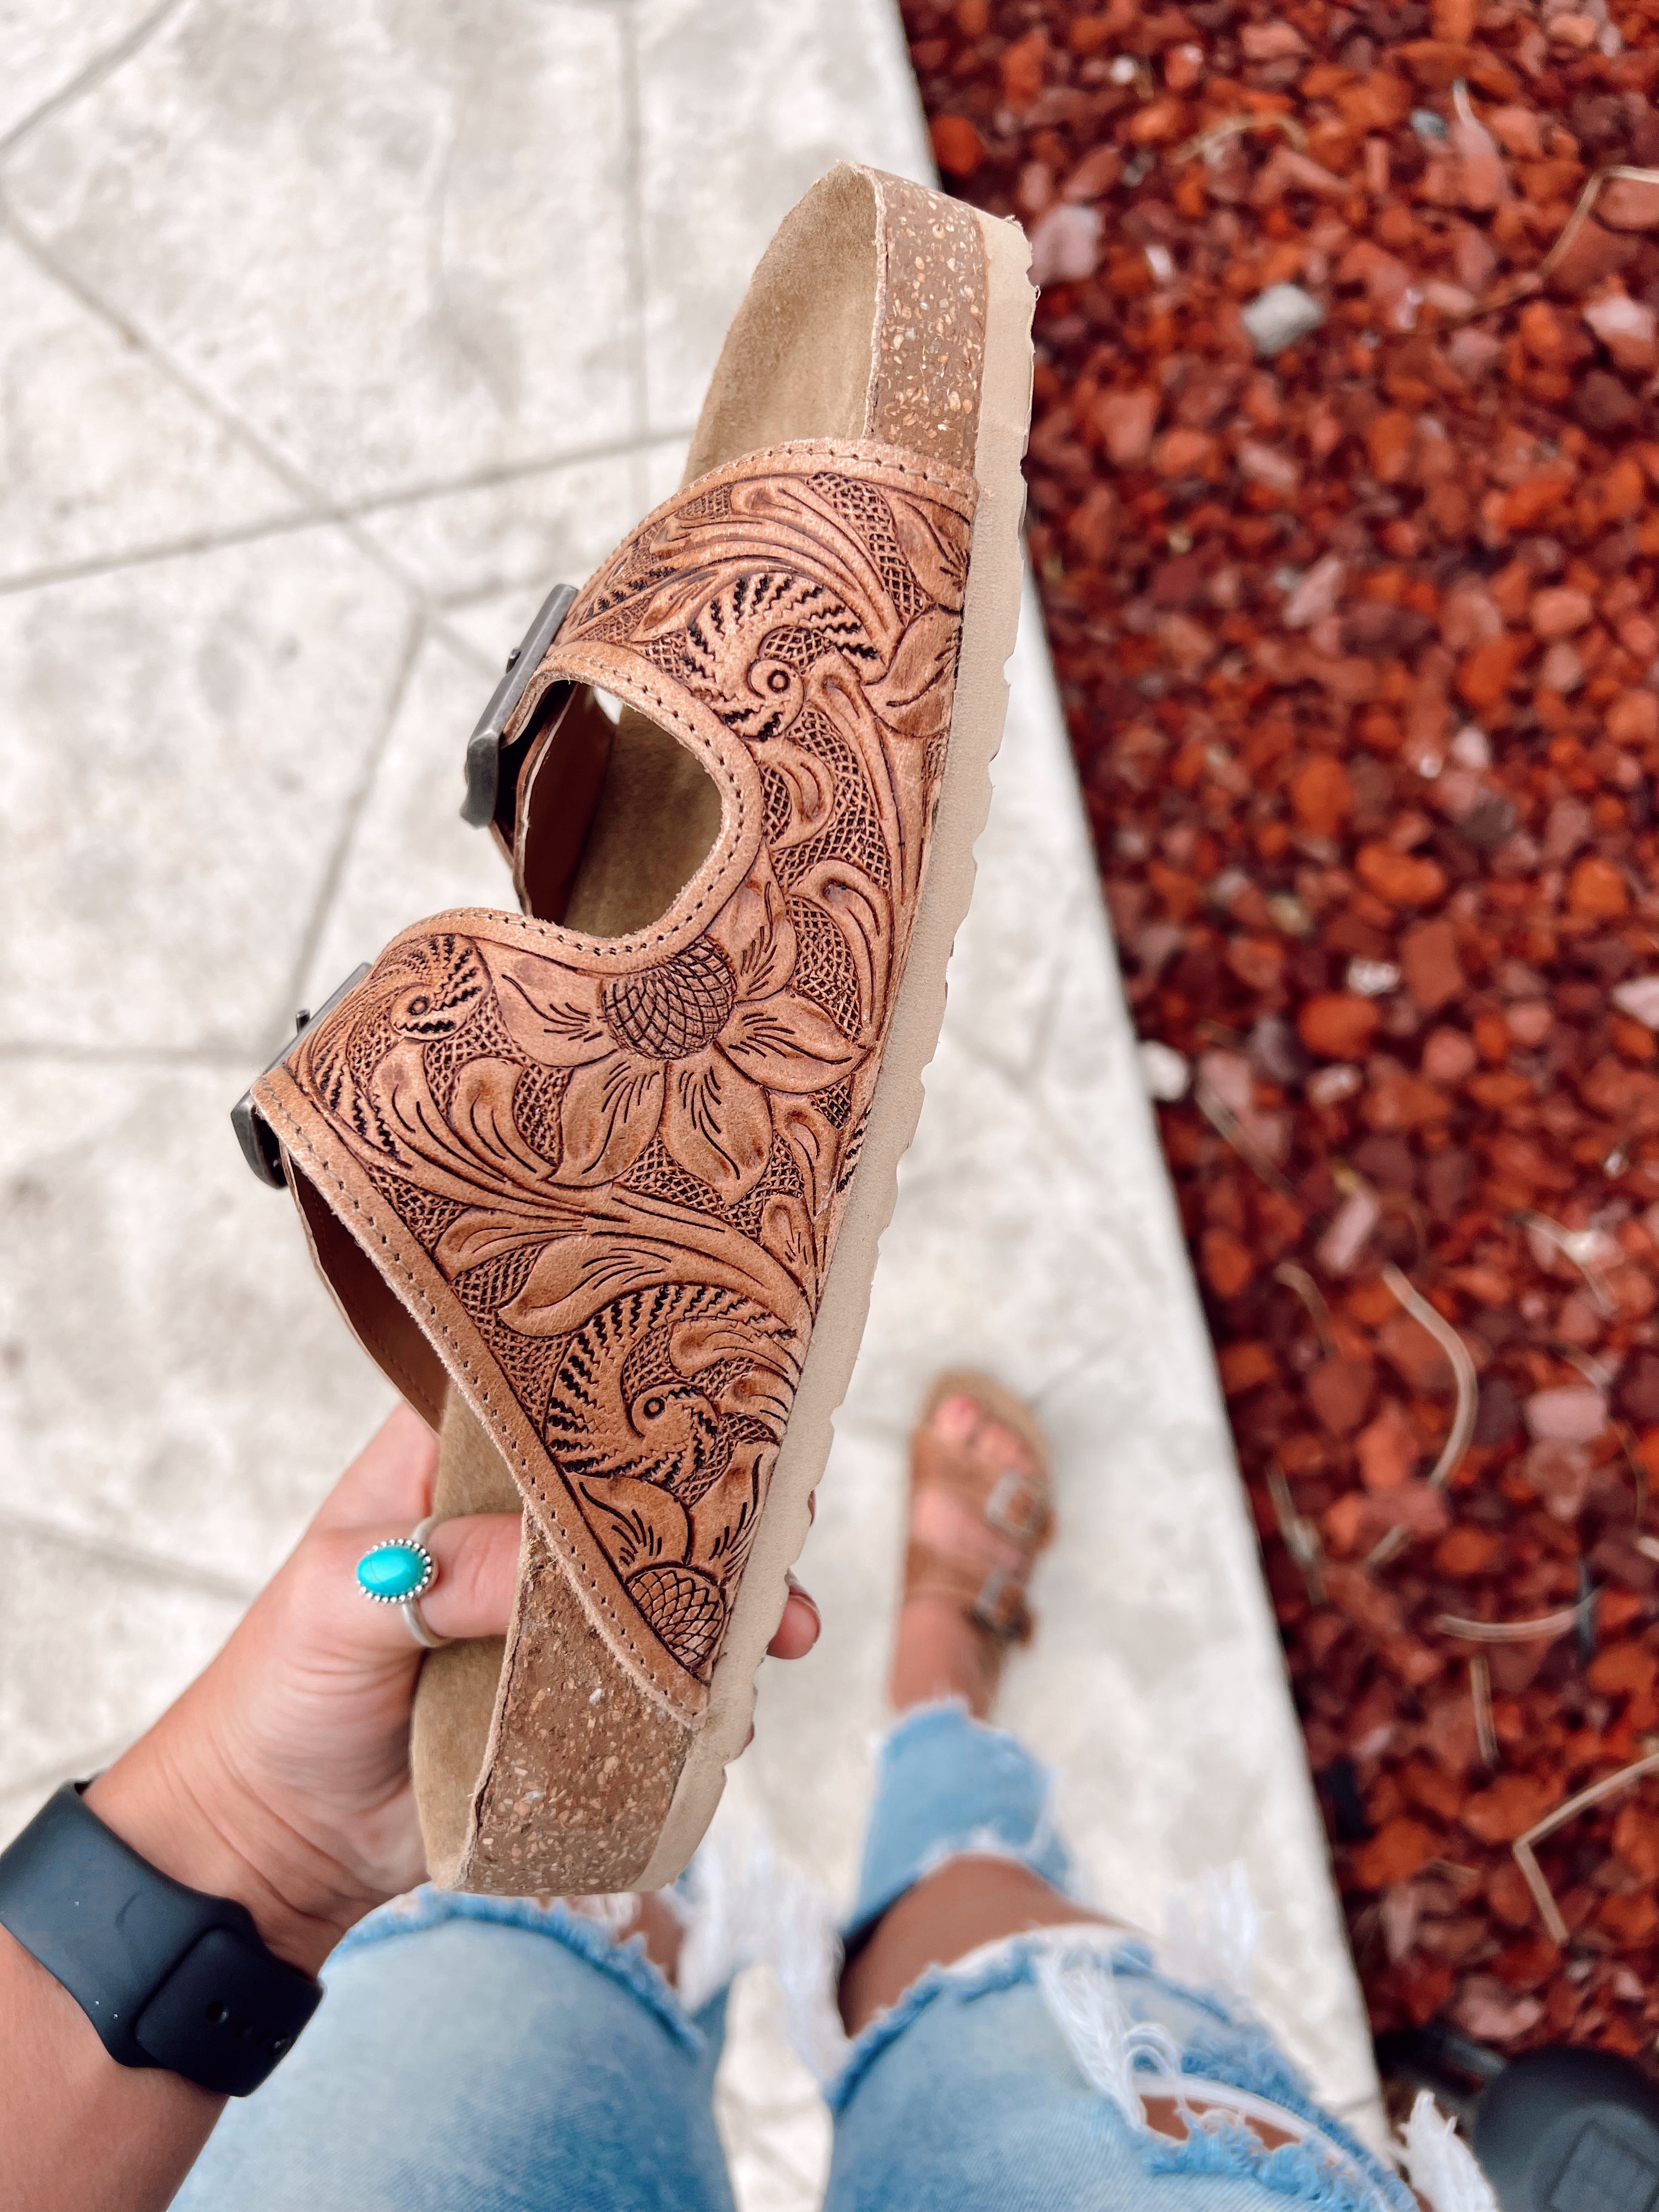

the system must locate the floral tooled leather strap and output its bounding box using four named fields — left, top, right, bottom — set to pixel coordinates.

left=255, top=440, right=977, bottom=1717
